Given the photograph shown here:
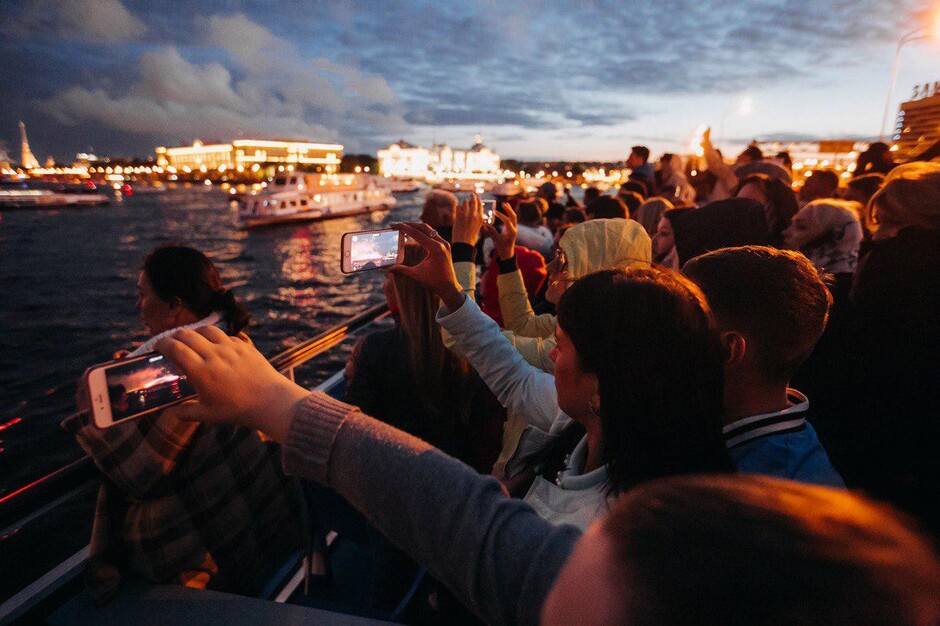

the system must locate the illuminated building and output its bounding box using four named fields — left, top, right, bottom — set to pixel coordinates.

left=377, top=136, right=501, bottom=180
left=891, top=85, right=940, bottom=160
left=376, top=140, right=430, bottom=178
left=155, top=139, right=343, bottom=172
left=756, top=140, right=869, bottom=183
